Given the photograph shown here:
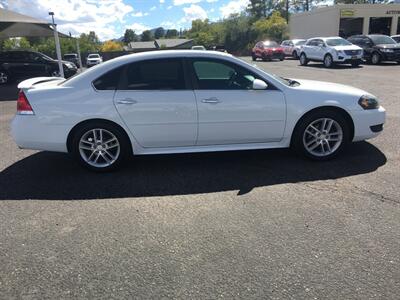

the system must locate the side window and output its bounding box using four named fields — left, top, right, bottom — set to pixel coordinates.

left=93, top=66, right=124, bottom=90
left=306, top=40, right=314, bottom=46
left=191, top=59, right=260, bottom=90
left=123, top=59, right=185, bottom=90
